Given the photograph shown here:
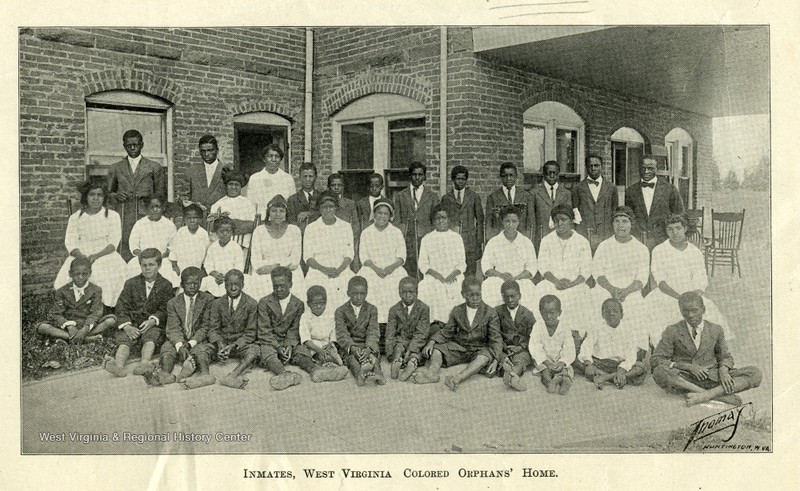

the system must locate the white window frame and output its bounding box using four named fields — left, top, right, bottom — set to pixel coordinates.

left=85, top=90, right=174, bottom=200
left=665, top=127, right=694, bottom=198
left=523, top=102, right=585, bottom=176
